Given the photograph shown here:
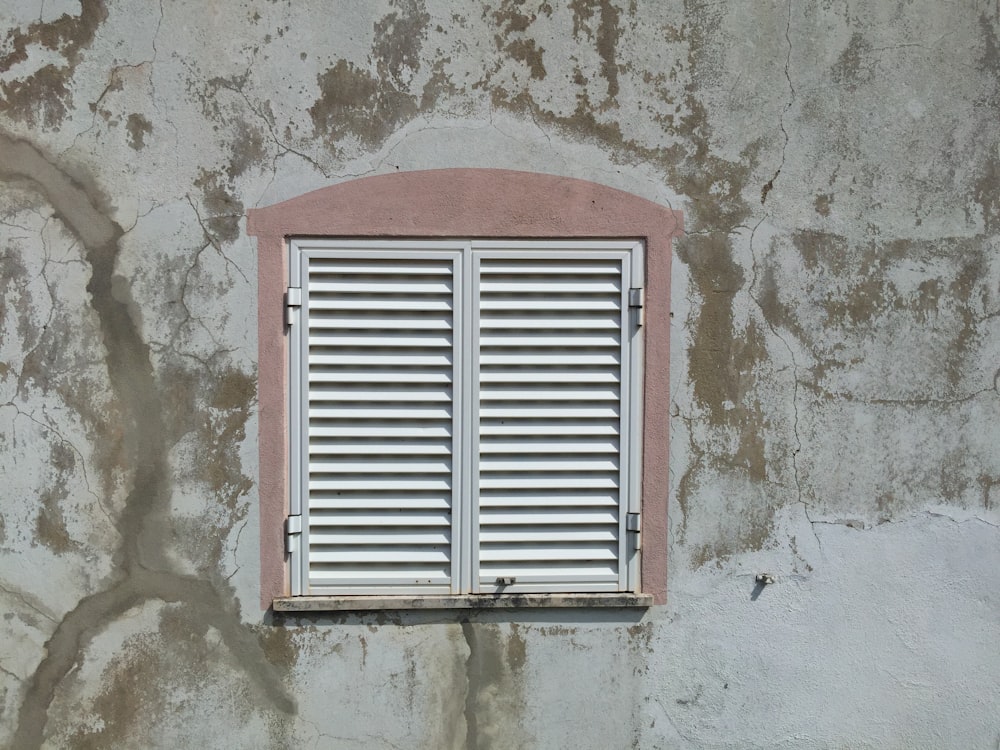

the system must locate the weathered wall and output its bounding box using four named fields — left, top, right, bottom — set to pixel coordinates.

left=1, top=1, right=997, bottom=748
